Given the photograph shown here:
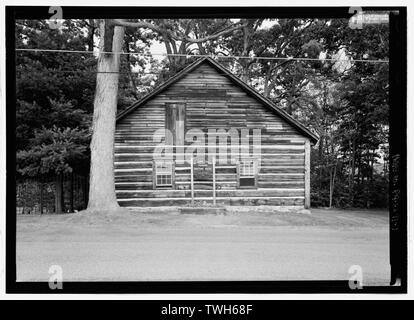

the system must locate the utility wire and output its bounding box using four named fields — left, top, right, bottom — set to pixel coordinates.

left=15, top=48, right=389, bottom=64
left=15, top=69, right=252, bottom=76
